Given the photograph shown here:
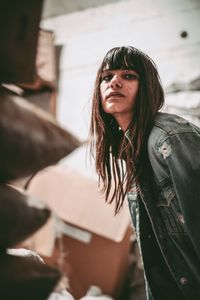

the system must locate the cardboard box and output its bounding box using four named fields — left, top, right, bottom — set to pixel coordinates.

left=28, top=165, right=132, bottom=299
